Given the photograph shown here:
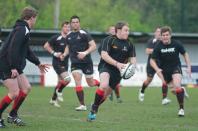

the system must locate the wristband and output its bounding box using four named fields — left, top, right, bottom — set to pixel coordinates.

left=51, top=50, right=55, bottom=55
